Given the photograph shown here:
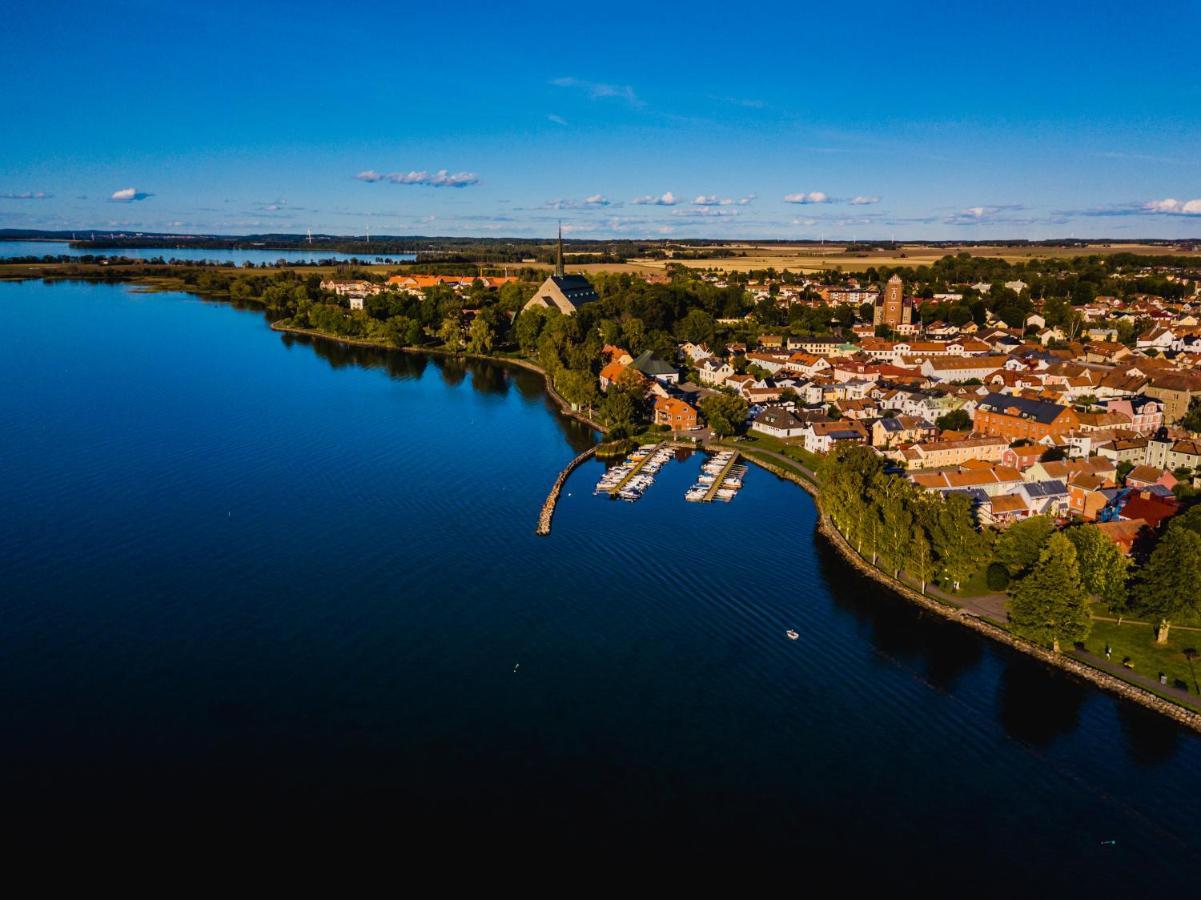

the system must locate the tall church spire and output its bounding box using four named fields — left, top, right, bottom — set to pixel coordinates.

left=555, top=221, right=564, bottom=277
